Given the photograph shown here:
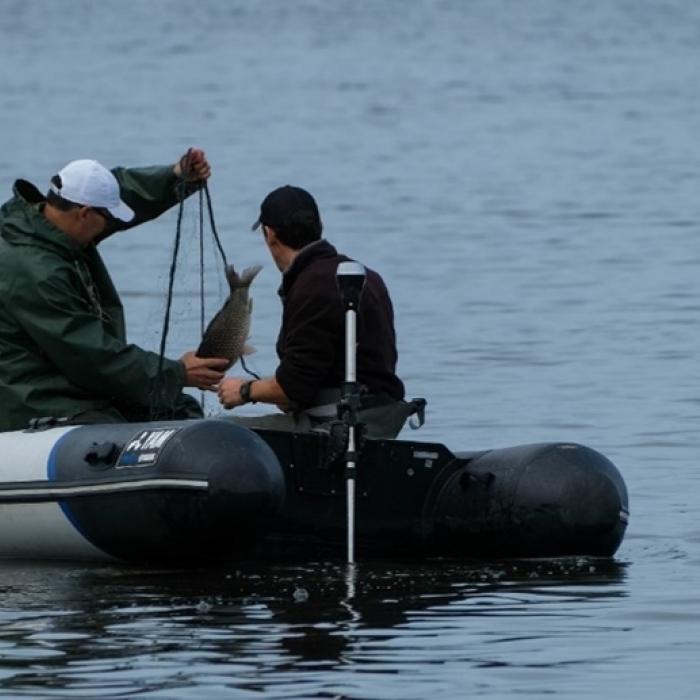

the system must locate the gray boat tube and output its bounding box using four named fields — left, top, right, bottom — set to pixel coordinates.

left=0, top=419, right=285, bottom=563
